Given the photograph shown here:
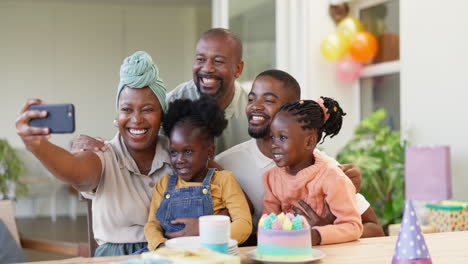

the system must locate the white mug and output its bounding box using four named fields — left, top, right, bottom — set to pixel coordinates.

left=199, top=215, right=230, bottom=254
